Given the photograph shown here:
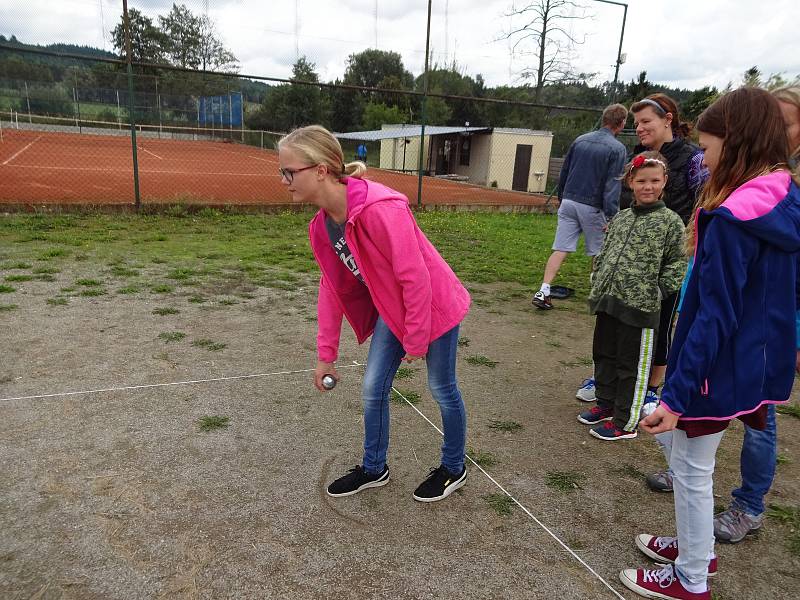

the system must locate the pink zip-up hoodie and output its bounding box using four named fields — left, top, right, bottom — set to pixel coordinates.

left=308, top=177, right=471, bottom=362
